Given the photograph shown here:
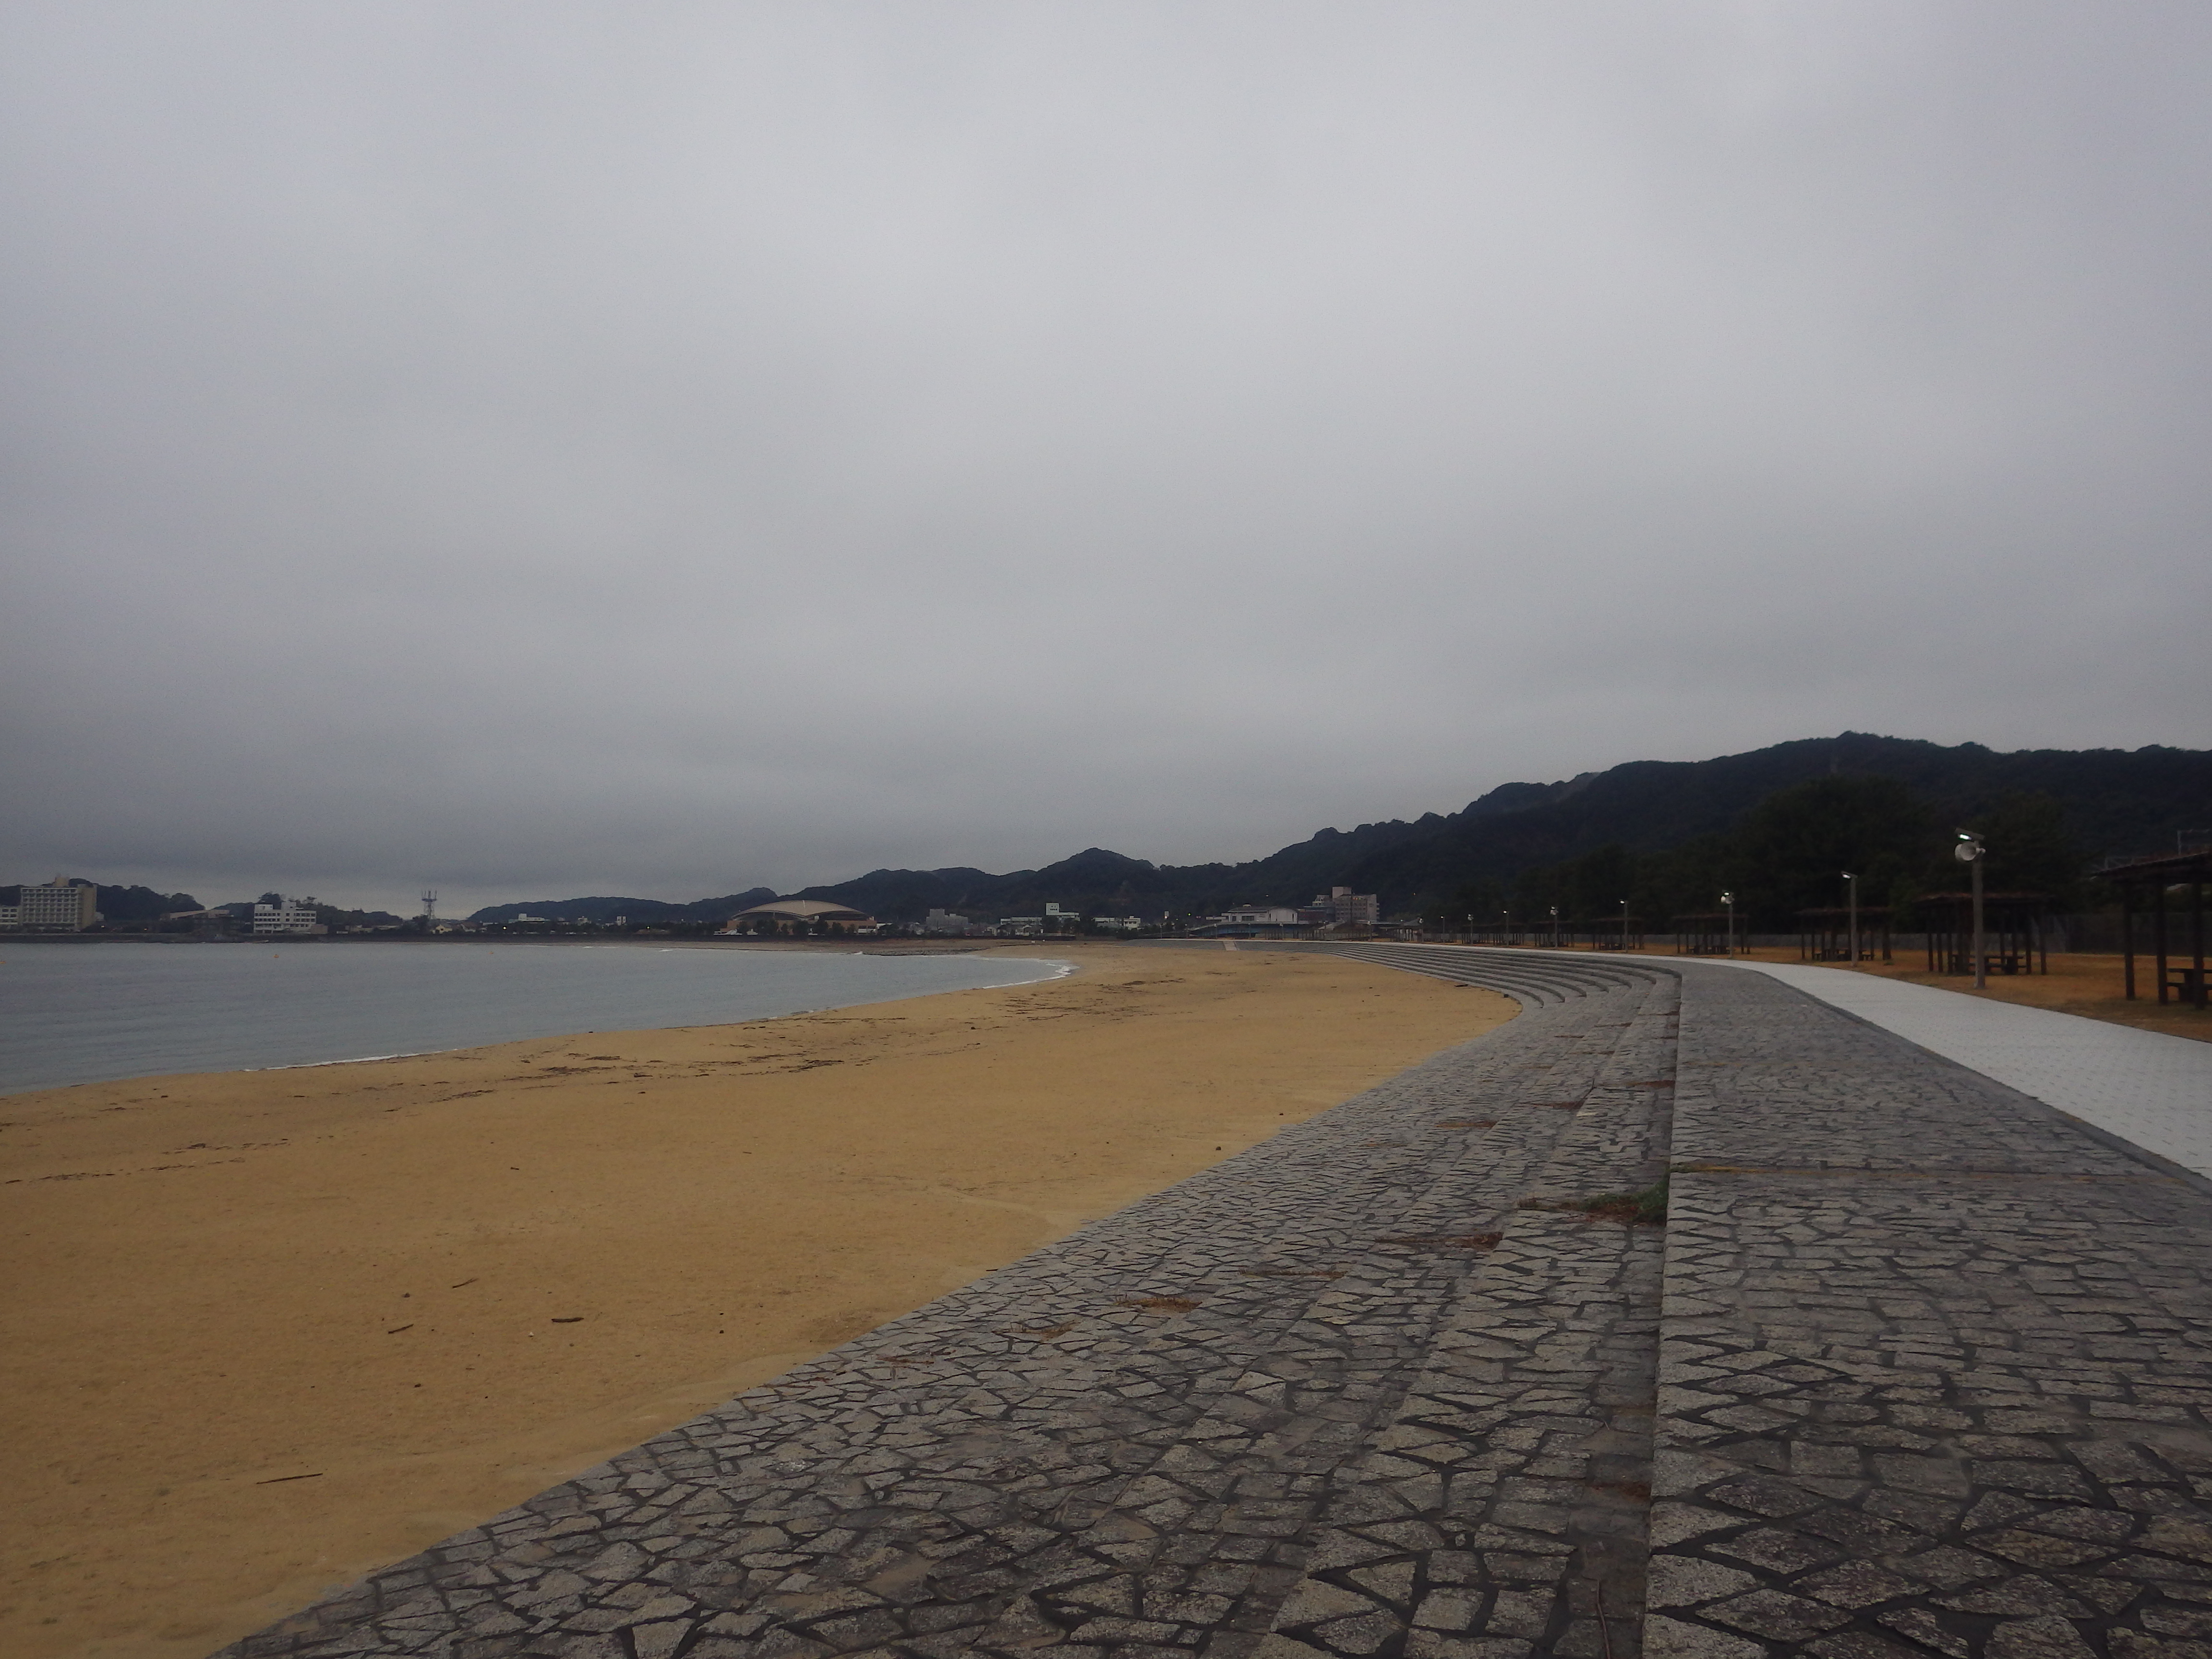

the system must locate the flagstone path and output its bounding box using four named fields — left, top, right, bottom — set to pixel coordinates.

left=212, top=947, right=2212, bottom=1659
